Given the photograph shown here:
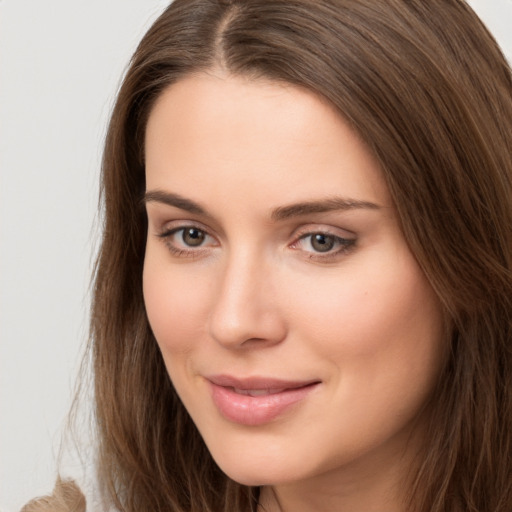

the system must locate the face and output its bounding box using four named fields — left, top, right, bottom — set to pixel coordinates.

left=143, top=73, right=445, bottom=494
